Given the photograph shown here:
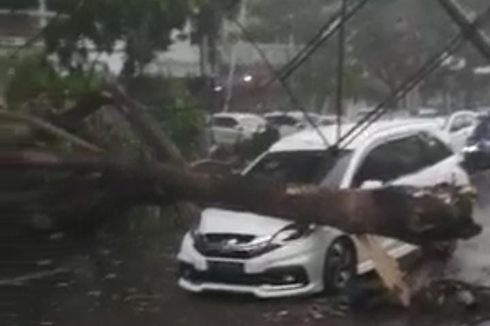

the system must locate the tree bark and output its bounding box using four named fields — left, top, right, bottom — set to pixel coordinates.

left=2, top=148, right=481, bottom=246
